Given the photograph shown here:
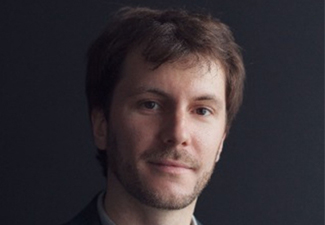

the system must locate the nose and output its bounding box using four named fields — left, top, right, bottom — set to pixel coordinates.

left=160, top=110, right=190, bottom=146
